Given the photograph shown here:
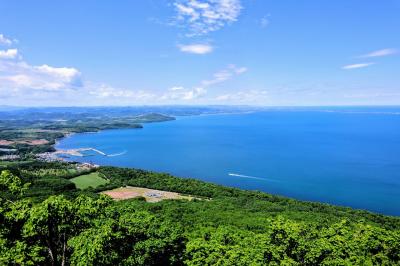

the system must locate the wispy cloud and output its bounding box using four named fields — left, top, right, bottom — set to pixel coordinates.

left=181, top=87, right=207, bottom=100
left=360, top=48, right=397, bottom=58
left=202, top=64, right=247, bottom=86
left=169, top=86, right=185, bottom=91
left=0, top=34, right=13, bottom=45
left=162, top=86, right=206, bottom=100
left=215, top=90, right=268, bottom=103
left=344, top=92, right=400, bottom=99
left=174, top=0, right=242, bottom=36
left=179, top=43, right=213, bottom=54
left=161, top=64, right=247, bottom=102
left=0, top=49, right=18, bottom=59
left=342, top=63, right=374, bottom=70
left=260, top=15, right=270, bottom=28
left=89, top=85, right=156, bottom=100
